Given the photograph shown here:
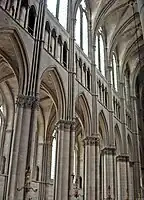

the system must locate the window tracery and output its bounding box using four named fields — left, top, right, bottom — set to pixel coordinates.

left=75, top=0, right=88, bottom=55
left=47, top=0, right=68, bottom=29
